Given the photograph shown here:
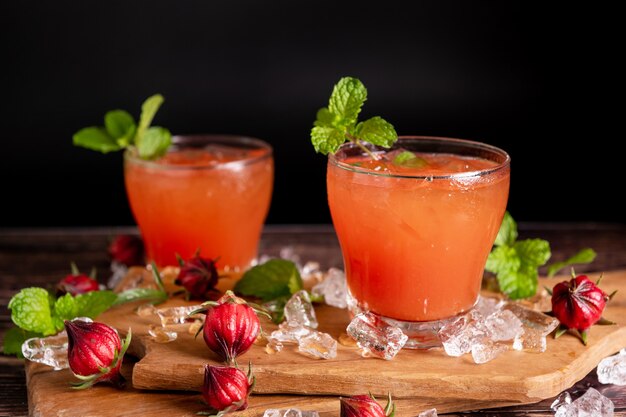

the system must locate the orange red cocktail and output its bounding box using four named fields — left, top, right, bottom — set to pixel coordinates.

left=327, top=137, right=510, bottom=336
left=124, top=135, right=273, bottom=269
